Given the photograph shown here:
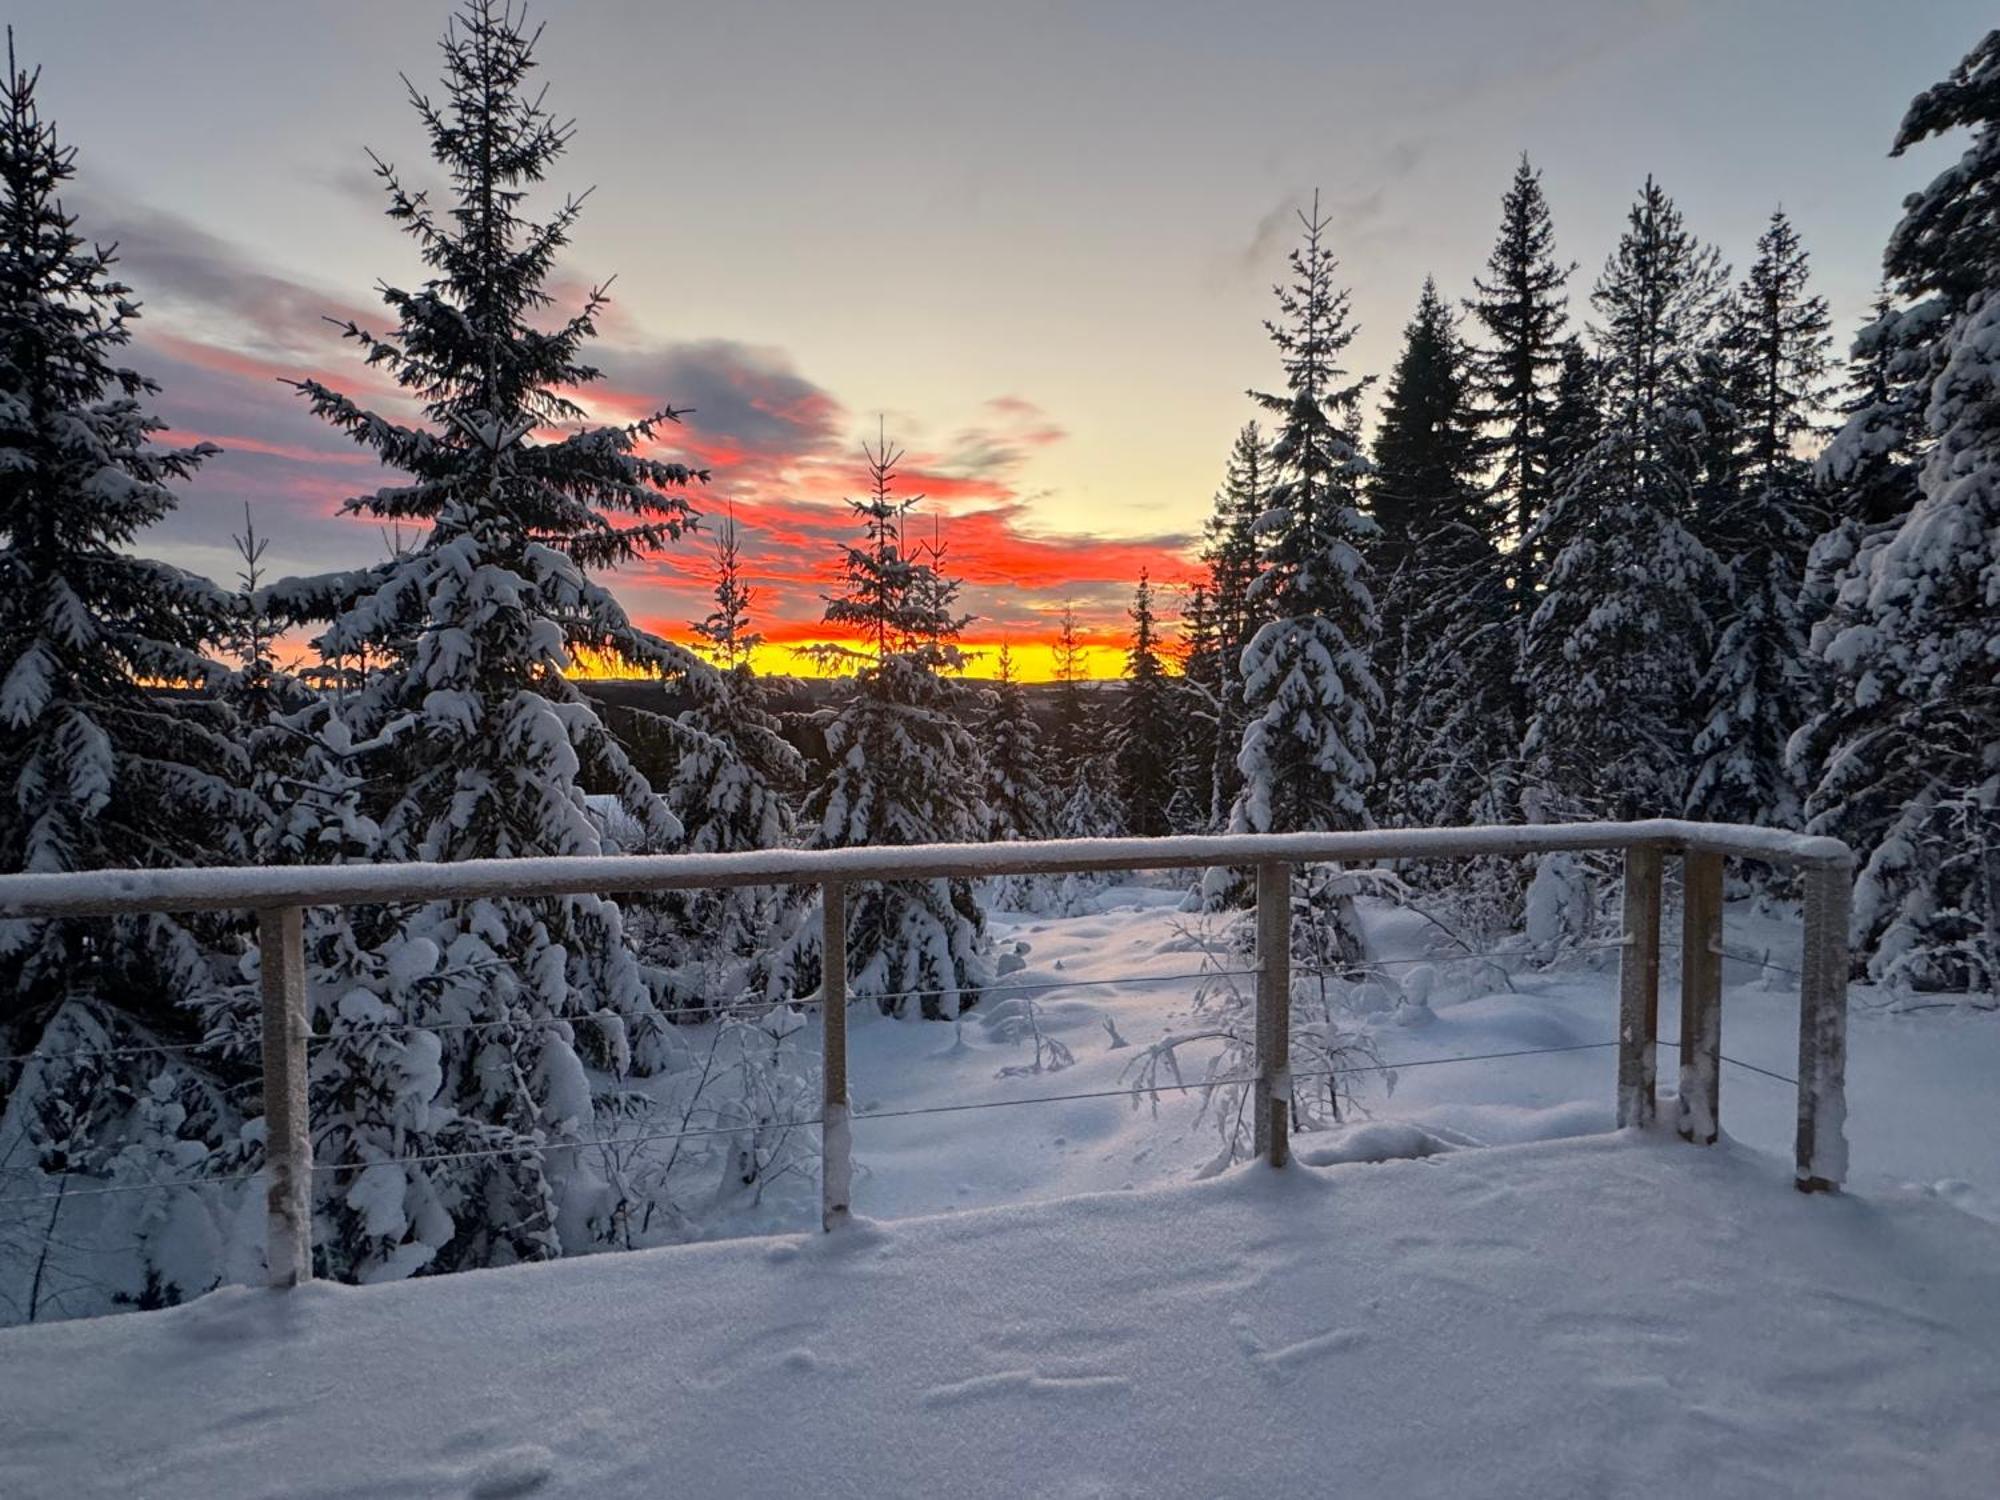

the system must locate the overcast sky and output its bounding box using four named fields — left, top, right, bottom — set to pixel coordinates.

left=9, top=0, right=1989, bottom=674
